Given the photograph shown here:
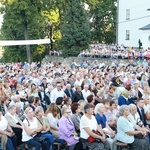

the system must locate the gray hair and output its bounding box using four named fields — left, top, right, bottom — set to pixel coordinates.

left=129, top=104, right=137, bottom=112
left=8, top=105, right=16, bottom=111
left=35, top=106, right=43, bottom=114
left=118, top=105, right=129, bottom=116
left=94, top=103, right=104, bottom=114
